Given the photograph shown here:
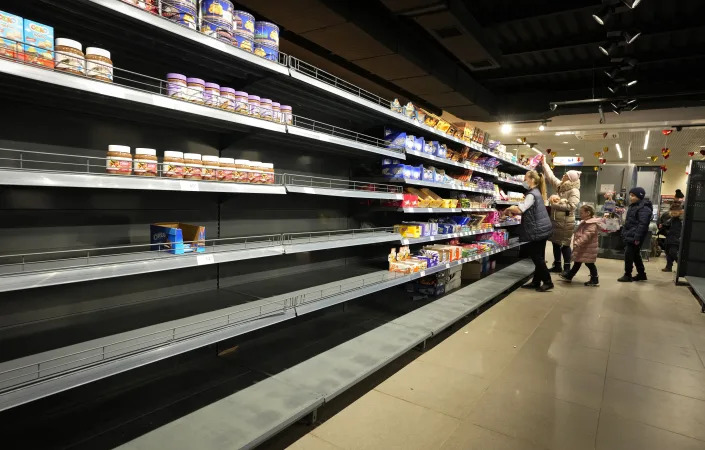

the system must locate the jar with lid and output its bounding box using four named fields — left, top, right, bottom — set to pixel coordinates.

left=54, top=38, right=85, bottom=76
left=204, top=82, right=220, bottom=108
left=106, top=145, right=132, bottom=175
left=164, top=151, right=185, bottom=178
left=183, top=153, right=203, bottom=180
left=247, top=161, right=264, bottom=183
left=271, top=102, right=281, bottom=123
left=217, top=157, right=235, bottom=182
left=167, top=73, right=187, bottom=100
left=220, top=87, right=236, bottom=111
left=247, top=95, right=260, bottom=118
left=85, top=47, right=113, bottom=83
left=186, top=77, right=205, bottom=104
left=232, top=159, right=251, bottom=183
left=234, top=91, right=248, bottom=114
left=261, top=162, right=275, bottom=184
left=133, top=148, right=158, bottom=176
left=202, top=155, right=220, bottom=181
left=260, top=98, right=273, bottom=121
left=280, top=105, right=293, bottom=125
